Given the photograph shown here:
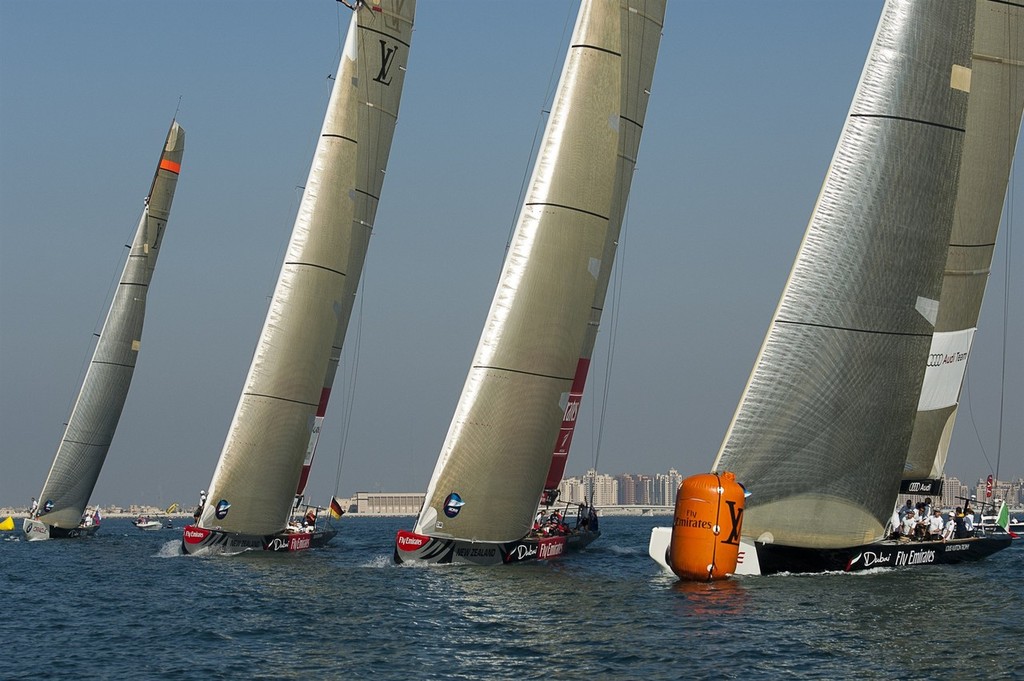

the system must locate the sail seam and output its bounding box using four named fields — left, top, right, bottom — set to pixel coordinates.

left=849, top=113, right=965, bottom=134
left=523, top=201, right=609, bottom=221
left=283, top=261, right=347, bottom=277
left=948, top=242, right=996, bottom=248
left=471, top=364, right=572, bottom=382
left=355, top=186, right=380, bottom=203
left=571, top=43, right=621, bottom=58
left=776, top=319, right=932, bottom=338
left=322, top=133, right=358, bottom=144
left=620, top=114, right=643, bottom=130
left=90, top=360, right=136, bottom=369
left=241, top=392, right=319, bottom=408
left=58, top=438, right=113, bottom=447
left=985, top=0, right=1024, bottom=11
